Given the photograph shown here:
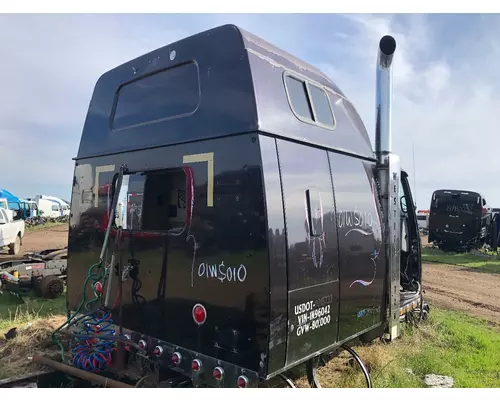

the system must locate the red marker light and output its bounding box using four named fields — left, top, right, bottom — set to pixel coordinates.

left=213, top=367, right=224, bottom=381
left=192, top=304, right=207, bottom=325
left=138, top=340, right=147, bottom=350
left=237, top=375, right=249, bottom=388
left=171, top=352, right=181, bottom=366
left=123, top=334, right=131, bottom=351
left=94, top=282, right=103, bottom=294
left=153, top=346, right=163, bottom=357
left=191, top=359, right=202, bottom=372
